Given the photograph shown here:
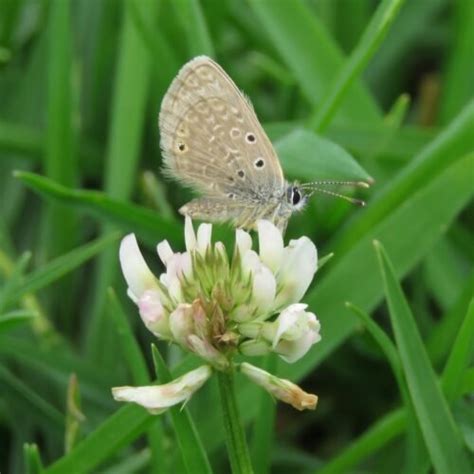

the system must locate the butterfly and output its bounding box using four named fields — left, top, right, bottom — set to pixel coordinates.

left=159, top=56, right=367, bottom=233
